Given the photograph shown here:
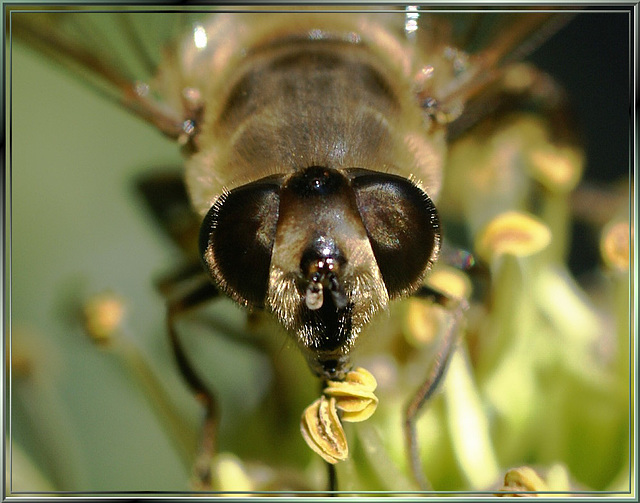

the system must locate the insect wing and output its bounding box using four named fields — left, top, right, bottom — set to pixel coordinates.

left=408, top=9, right=574, bottom=138
left=8, top=7, right=208, bottom=138
left=9, top=7, right=571, bottom=143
